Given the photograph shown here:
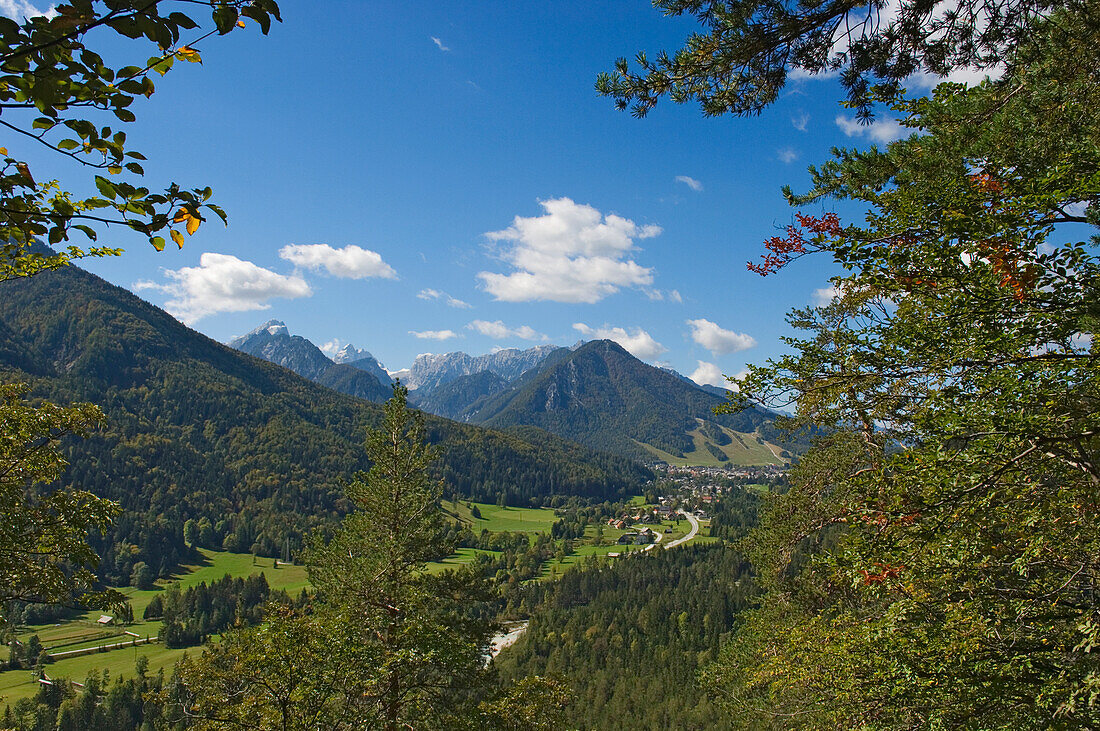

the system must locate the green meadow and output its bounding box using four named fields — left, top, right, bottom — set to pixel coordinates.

left=445, top=501, right=561, bottom=533
left=3, top=501, right=707, bottom=709
left=3, top=550, right=309, bottom=709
